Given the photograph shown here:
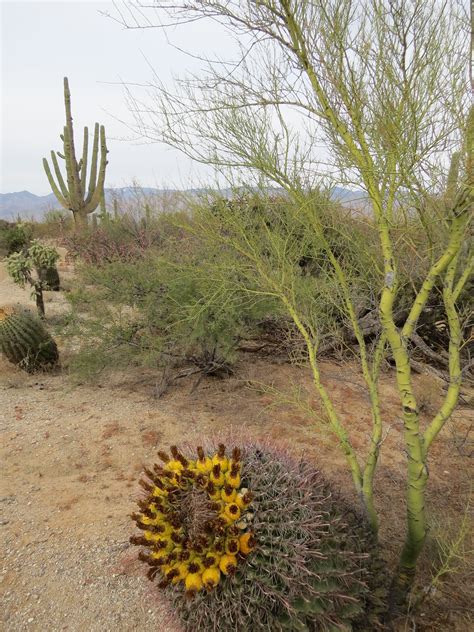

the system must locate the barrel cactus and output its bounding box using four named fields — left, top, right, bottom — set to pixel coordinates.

left=0, top=306, right=59, bottom=372
left=131, top=442, right=387, bottom=631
